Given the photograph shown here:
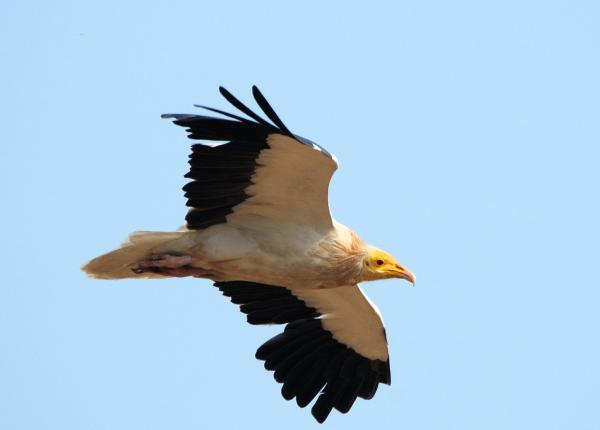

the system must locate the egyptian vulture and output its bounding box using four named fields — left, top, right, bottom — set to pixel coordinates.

left=82, top=86, right=415, bottom=423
